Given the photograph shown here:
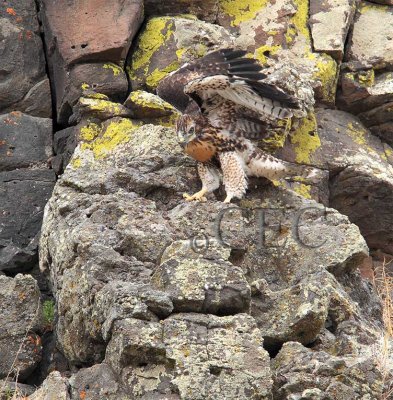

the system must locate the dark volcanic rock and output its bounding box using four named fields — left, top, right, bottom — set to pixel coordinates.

left=56, top=62, right=129, bottom=126
left=52, top=126, right=77, bottom=175
left=0, top=169, right=56, bottom=273
left=144, top=0, right=219, bottom=22
left=39, top=0, right=143, bottom=124
left=0, top=113, right=52, bottom=172
left=0, top=0, right=51, bottom=117
left=39, top=0, right=144, bottom=66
